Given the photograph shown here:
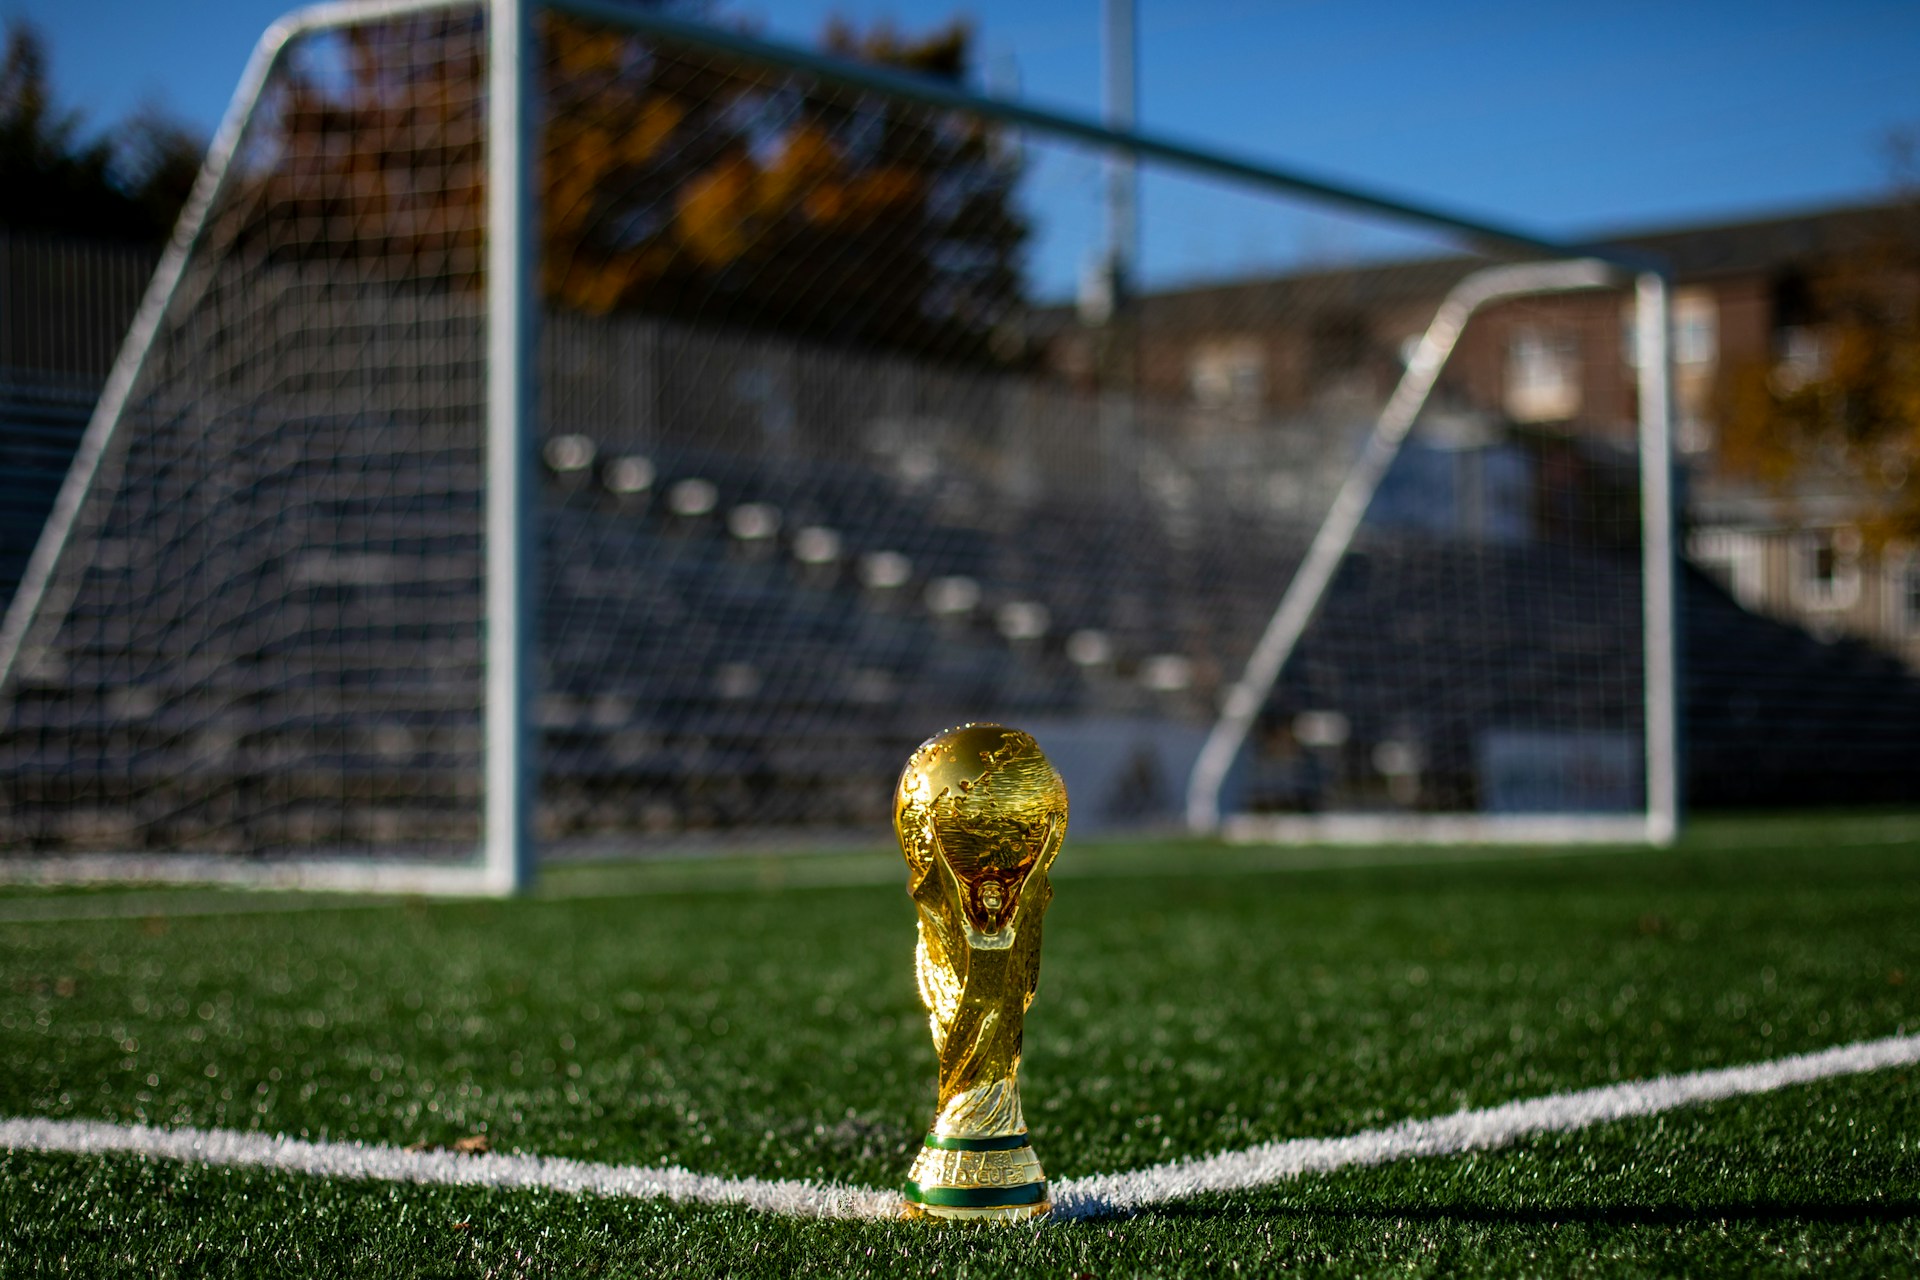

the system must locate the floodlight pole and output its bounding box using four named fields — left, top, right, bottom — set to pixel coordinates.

left=1636, top=273, right=1681, bottom=846
left=485, top=0, right=539, bottom=894
left=1103, top=0, right=1138, bottom=288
